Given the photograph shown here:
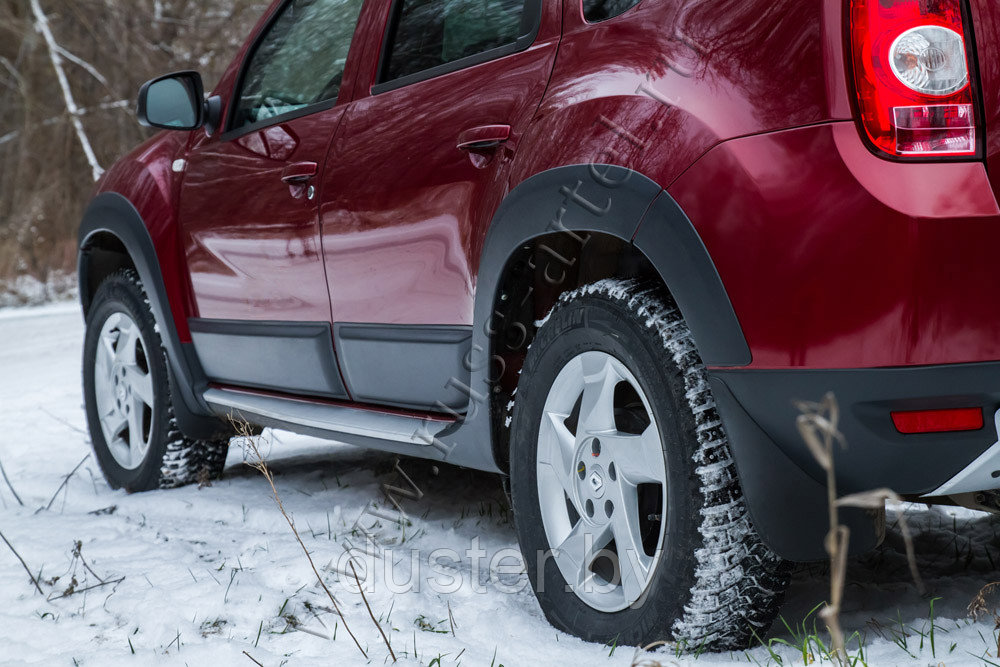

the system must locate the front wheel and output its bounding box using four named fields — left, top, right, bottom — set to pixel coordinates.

left=510, top=279, right=789, bottom=649
left=83, top=269, right=228, bottom=492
